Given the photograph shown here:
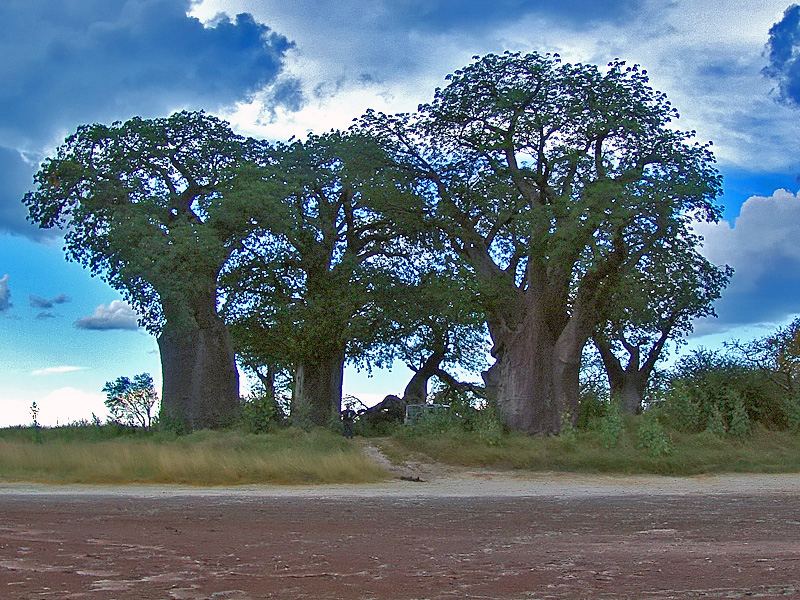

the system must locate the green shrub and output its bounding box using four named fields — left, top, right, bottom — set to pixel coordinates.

left=558, top=411, right=577, bottom=450
left=728, top=392, right=752, bottom=437
left=400, top=390, right=503, bottom=443
left=705, top=404, right=727, bottom=437
left=660, top=348, right=790, bottom=434
left=472, top=404, right=504, bottom=446
left=598, top=399, right=625, bottom=449
left=577, top=386, right=607, bottom=429
left=636, top=410, right=673, bottom=457
left=239, top=391, right=285, bottom=433
left=781, top=395, right=800, bottom=432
